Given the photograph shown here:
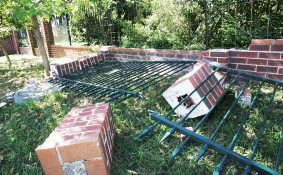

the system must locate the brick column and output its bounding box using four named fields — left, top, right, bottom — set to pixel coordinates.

left=26, top=29, right=36, bottom=56
left=41, top=19, right=55, bottom=57
left=12, top=30, right=20, bottom=54
left=36, top=103, right=115, bottom=175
